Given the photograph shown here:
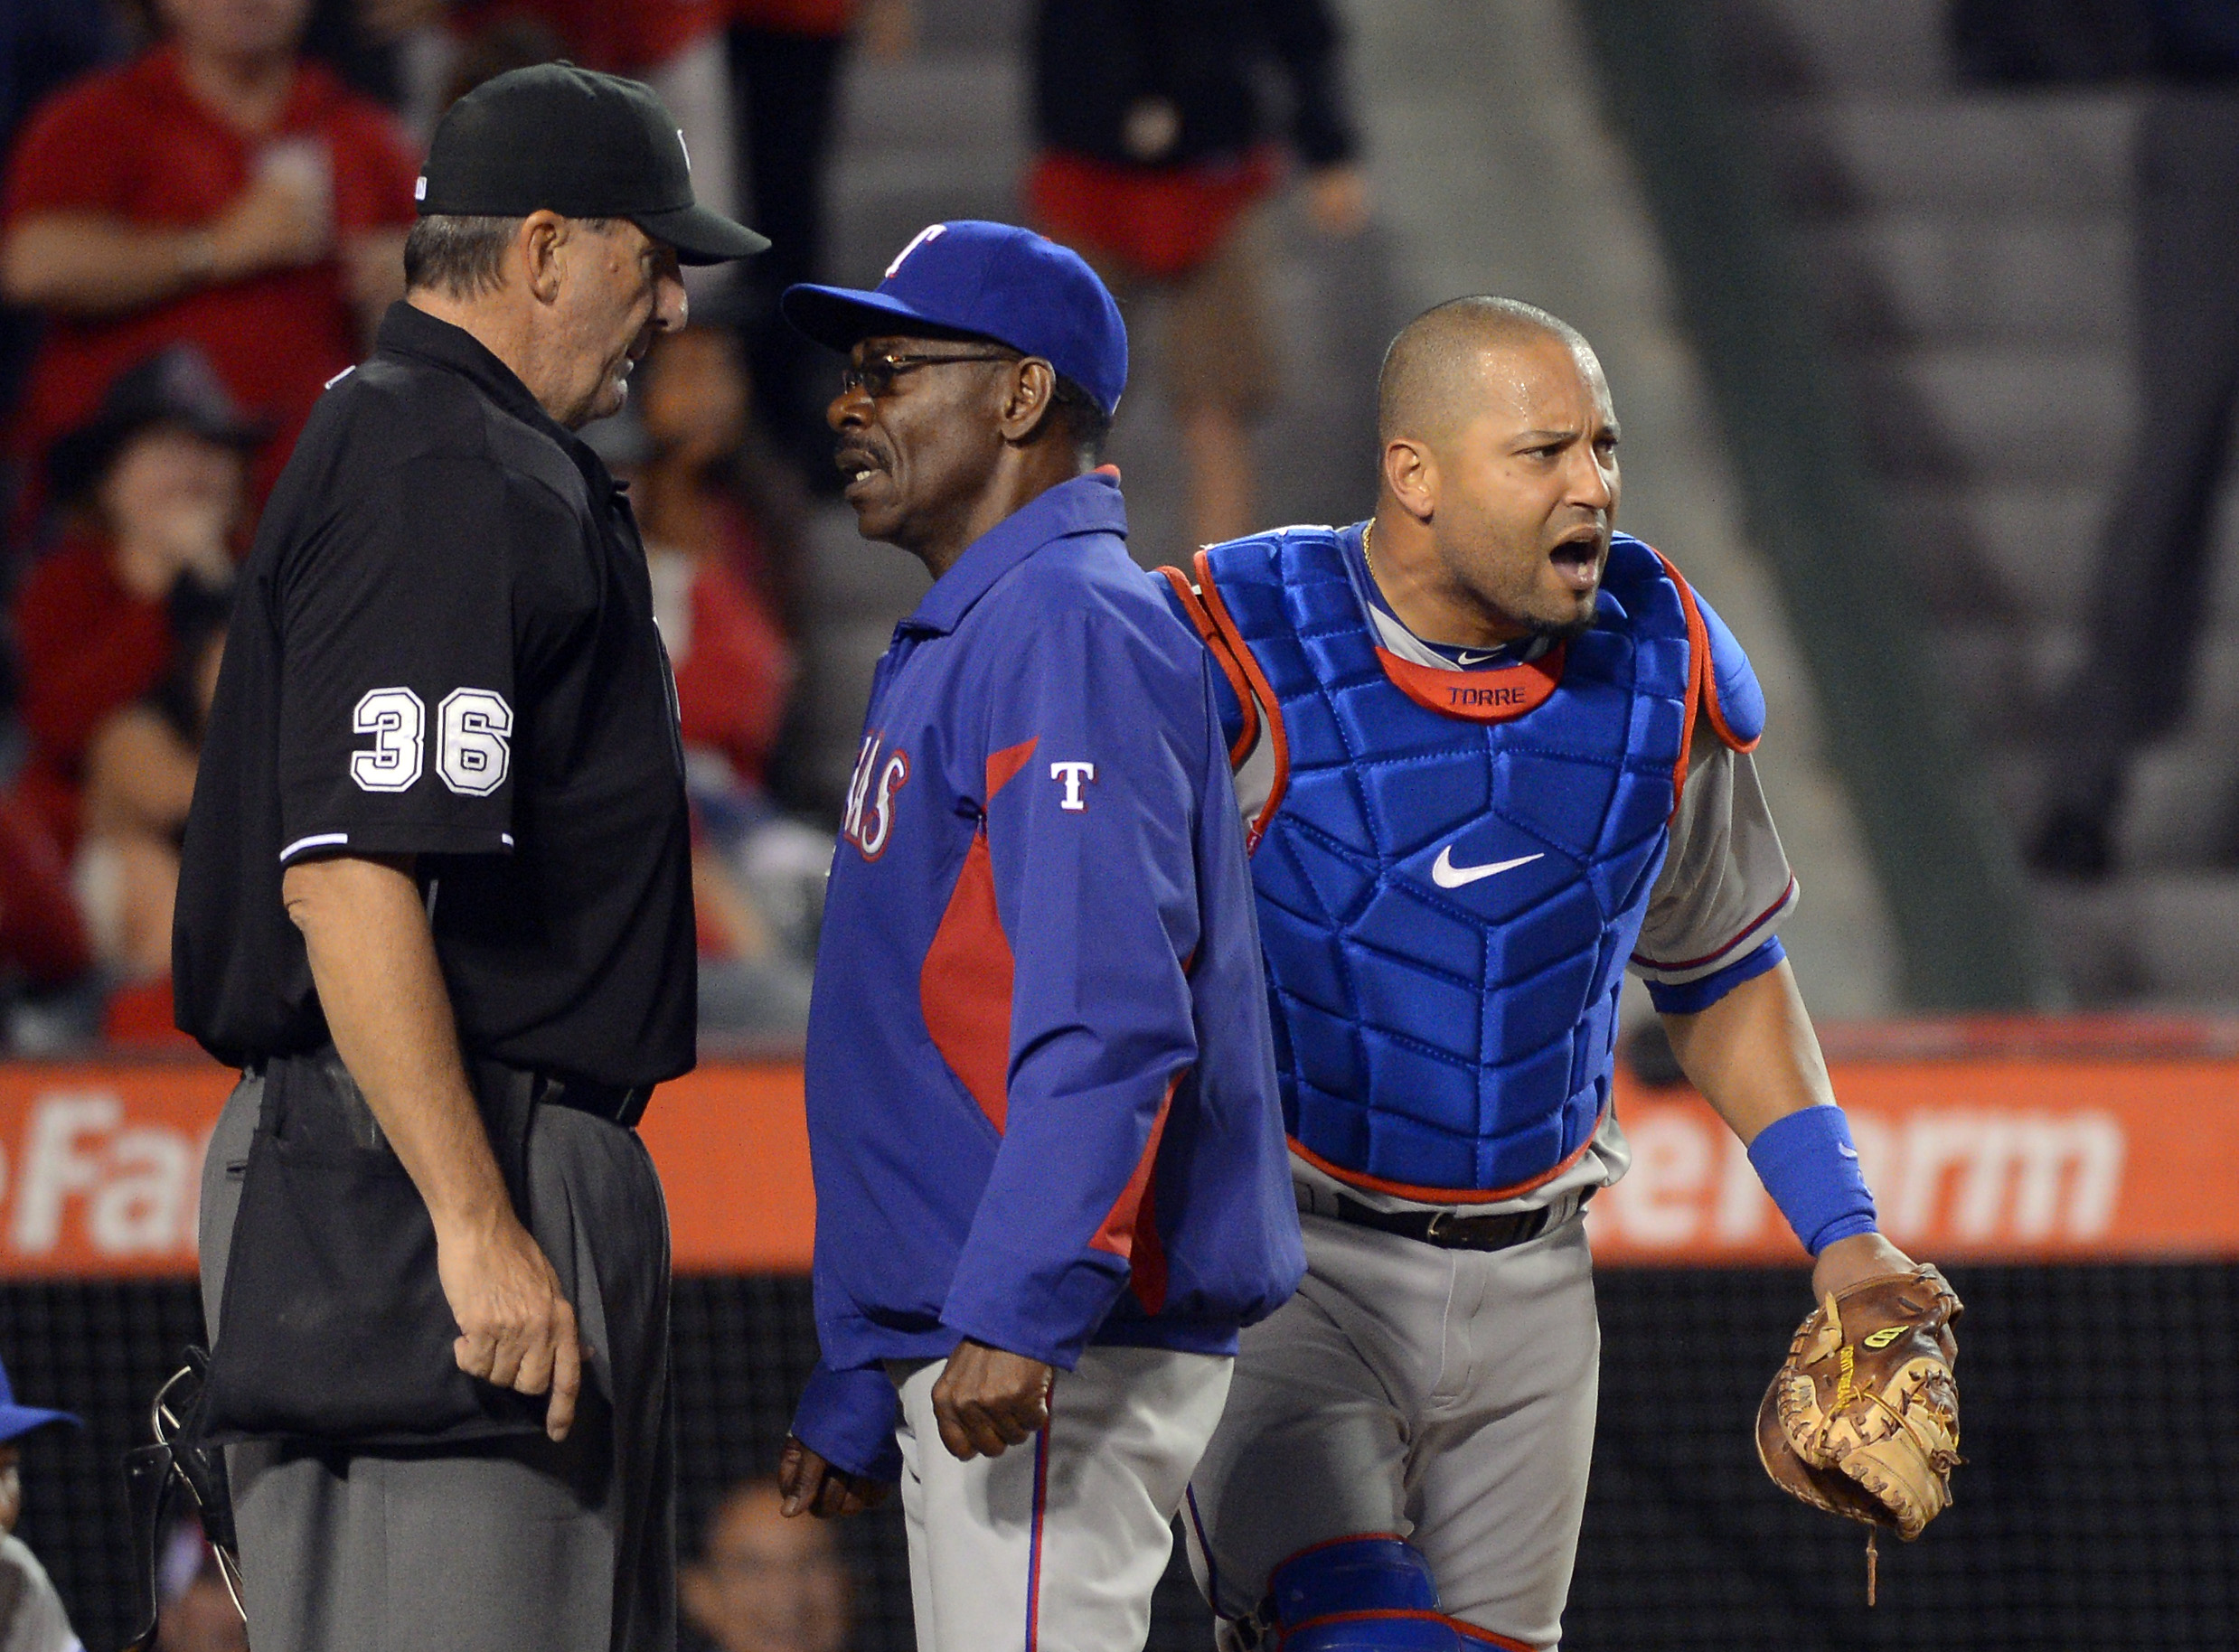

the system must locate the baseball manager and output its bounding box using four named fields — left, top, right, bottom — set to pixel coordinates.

left=773, top=221, right=1304, bottom=1652
left=174, top=64, right=764, bottom=1651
